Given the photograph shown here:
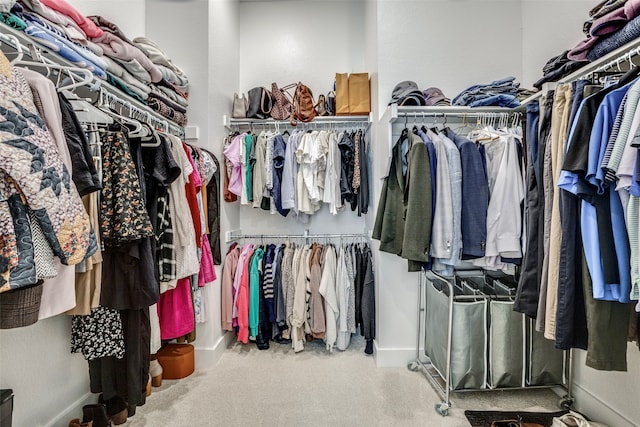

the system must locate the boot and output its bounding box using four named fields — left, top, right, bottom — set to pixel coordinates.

left=81, top=403, right=110, bottom=427
left=149, top=359, right=163, bottom=387
left=103, top=396, right=128, bottom=426
left=69, top=418, right=93, bottom=427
